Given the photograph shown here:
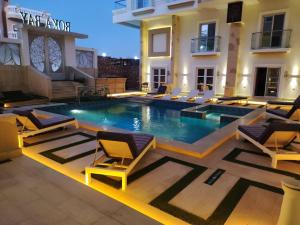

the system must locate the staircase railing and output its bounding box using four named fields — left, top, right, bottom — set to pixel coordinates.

left=76, top=85, right=109, bottom=105
left=66, top=66, right=96, bottom=87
